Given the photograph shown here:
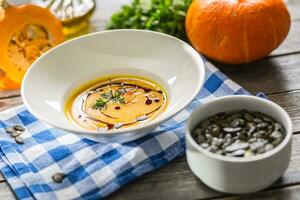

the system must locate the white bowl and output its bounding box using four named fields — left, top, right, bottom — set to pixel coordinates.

left=186, top=95, right=292, bottom=194
left=22, top=30, right=205, bottom=143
